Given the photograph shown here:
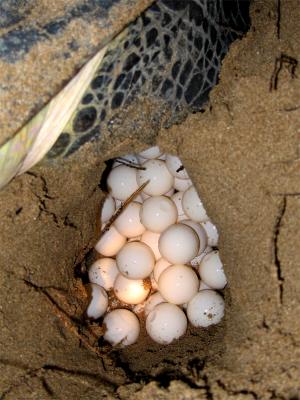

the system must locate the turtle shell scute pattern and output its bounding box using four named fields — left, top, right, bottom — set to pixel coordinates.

left=48, top=0, right=250, bottom=159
